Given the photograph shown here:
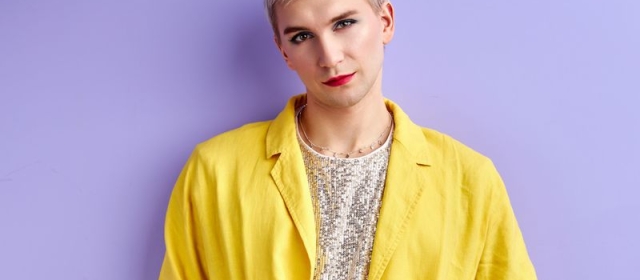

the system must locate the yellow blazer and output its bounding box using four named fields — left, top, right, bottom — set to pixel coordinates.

left=160, top=95, right=537, bottom=280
